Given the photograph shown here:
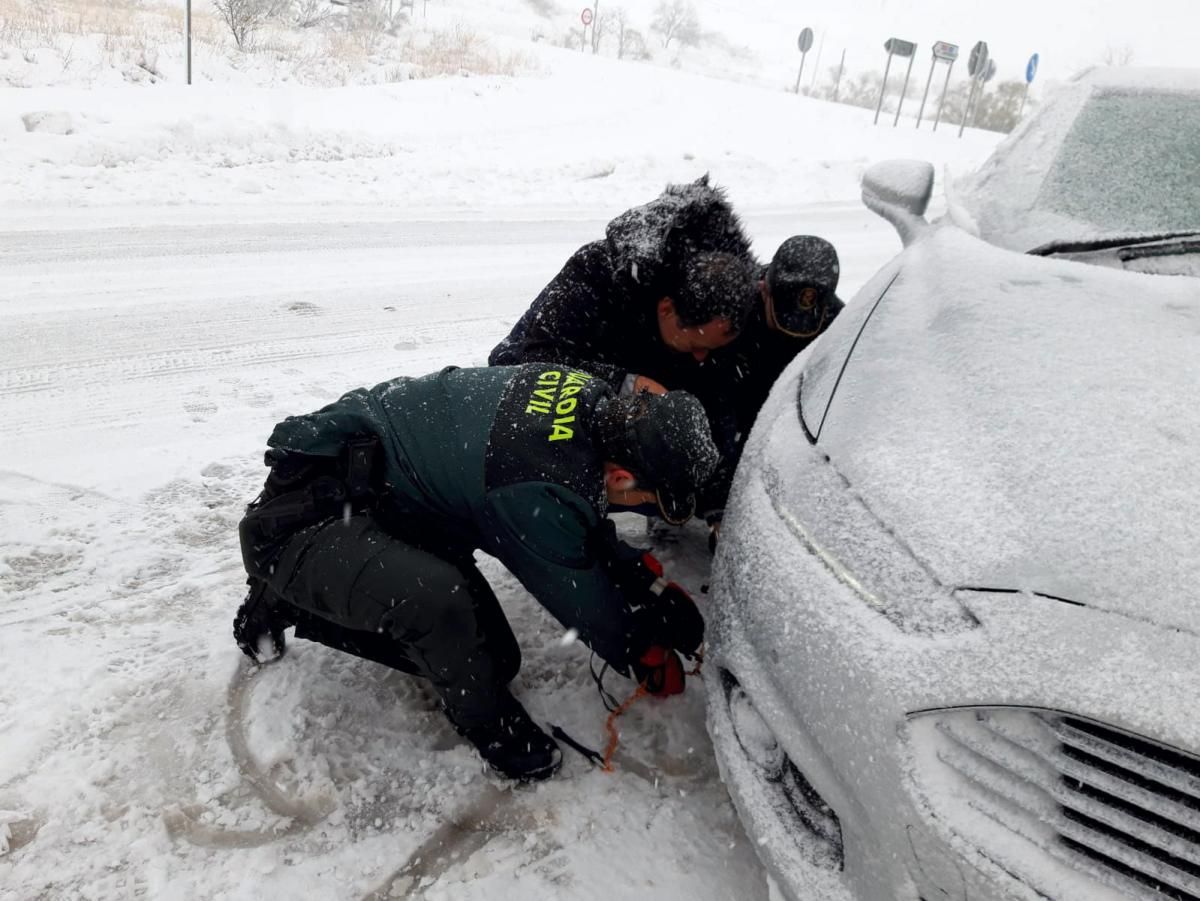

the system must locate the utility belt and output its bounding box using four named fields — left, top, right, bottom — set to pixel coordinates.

left=239, top=437, right=380, bottom=579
